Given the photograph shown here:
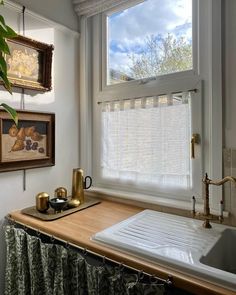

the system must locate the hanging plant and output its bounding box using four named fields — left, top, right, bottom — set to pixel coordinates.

left=0, top=0, right=18, bottom=125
